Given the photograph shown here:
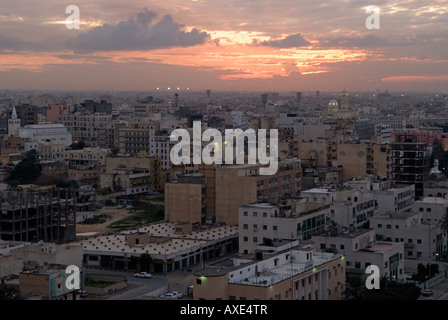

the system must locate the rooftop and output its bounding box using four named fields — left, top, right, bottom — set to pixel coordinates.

left=73, top=222, right=238, bottom=258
